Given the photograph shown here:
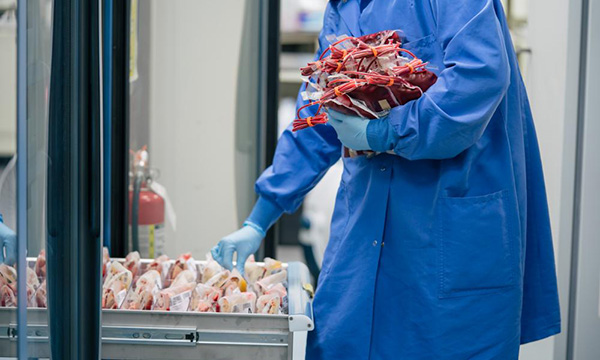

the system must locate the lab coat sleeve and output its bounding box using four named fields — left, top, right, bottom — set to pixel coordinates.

left=366, top=0, right=510, bottom=160
left=253, top=41, right=342, bottom=221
